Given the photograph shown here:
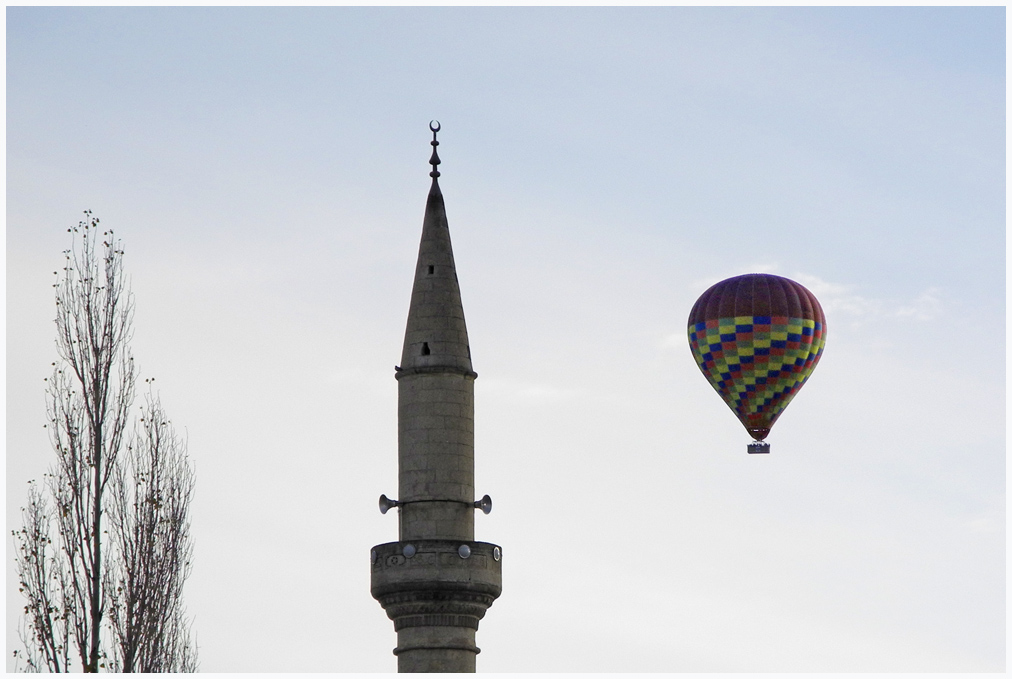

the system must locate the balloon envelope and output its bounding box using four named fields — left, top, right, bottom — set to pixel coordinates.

left=687, top=273, right=826, bottom=441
